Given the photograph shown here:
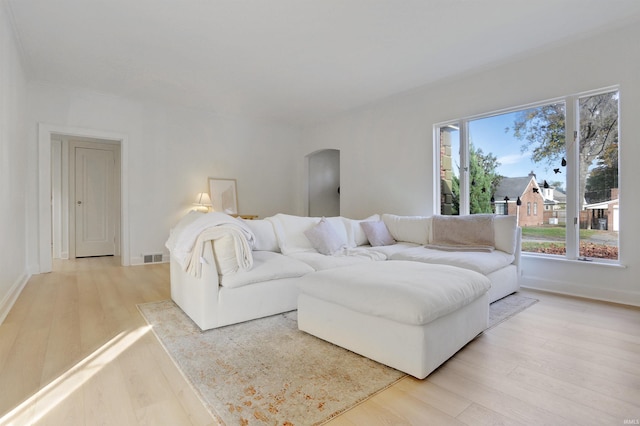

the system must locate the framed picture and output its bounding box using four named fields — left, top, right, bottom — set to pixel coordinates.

left=208, top=178, right=238, bottom=215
